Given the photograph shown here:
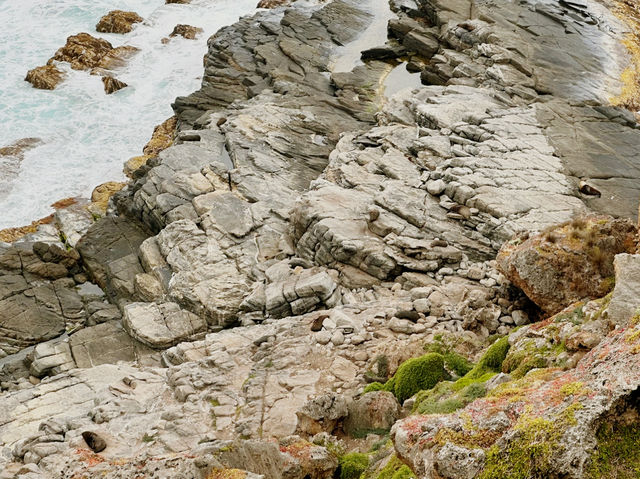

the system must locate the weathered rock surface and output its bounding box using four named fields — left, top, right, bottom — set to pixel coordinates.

left=50, top=33, right=138, bottom=72
left=497, top=216, right=637, bottom=314
left=392, top=252, right=640, bottom=479
left=95, top=10, right=143, bottom=34
left=5, top=0, right=640, bottom=476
